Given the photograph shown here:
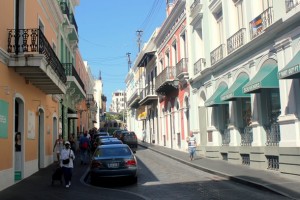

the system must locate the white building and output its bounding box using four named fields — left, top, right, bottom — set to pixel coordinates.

left=110, top=90, right=126, bottom=113
left=125, top=0, right=300, bottom=178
